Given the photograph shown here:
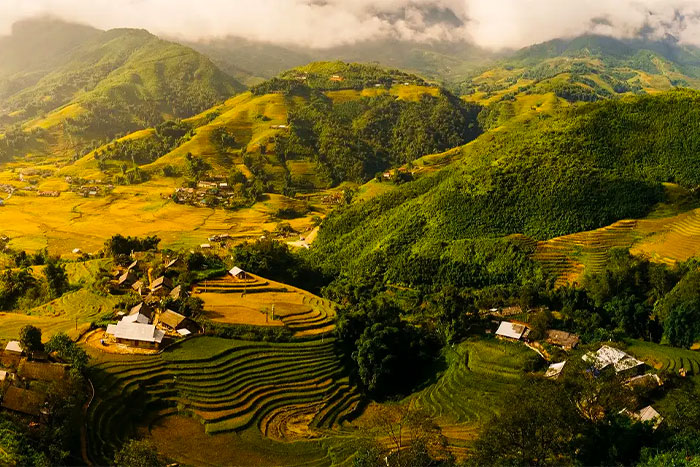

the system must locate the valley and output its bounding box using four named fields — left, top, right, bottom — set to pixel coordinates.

left=1, top=13, right=700, bottom=467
